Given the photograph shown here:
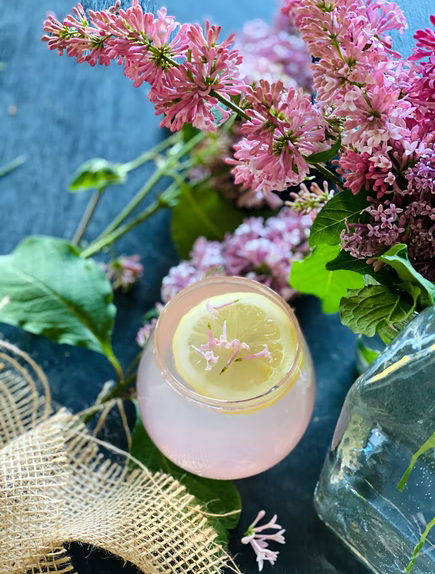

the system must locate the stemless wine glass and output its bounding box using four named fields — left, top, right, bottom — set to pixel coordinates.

left=137, top=276, right=315, bottom=480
